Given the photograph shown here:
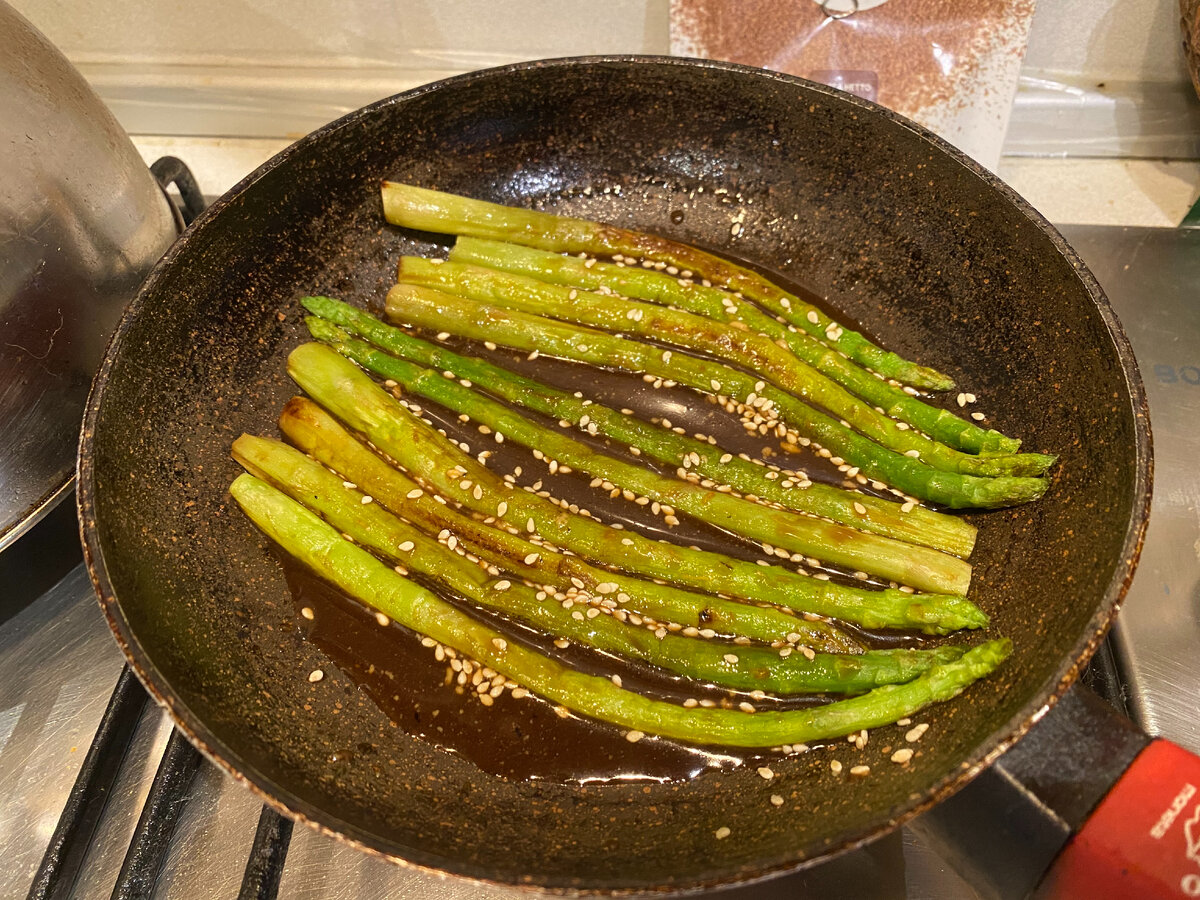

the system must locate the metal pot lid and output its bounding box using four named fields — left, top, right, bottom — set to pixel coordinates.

left=0, top=1, right=177, bottom=551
